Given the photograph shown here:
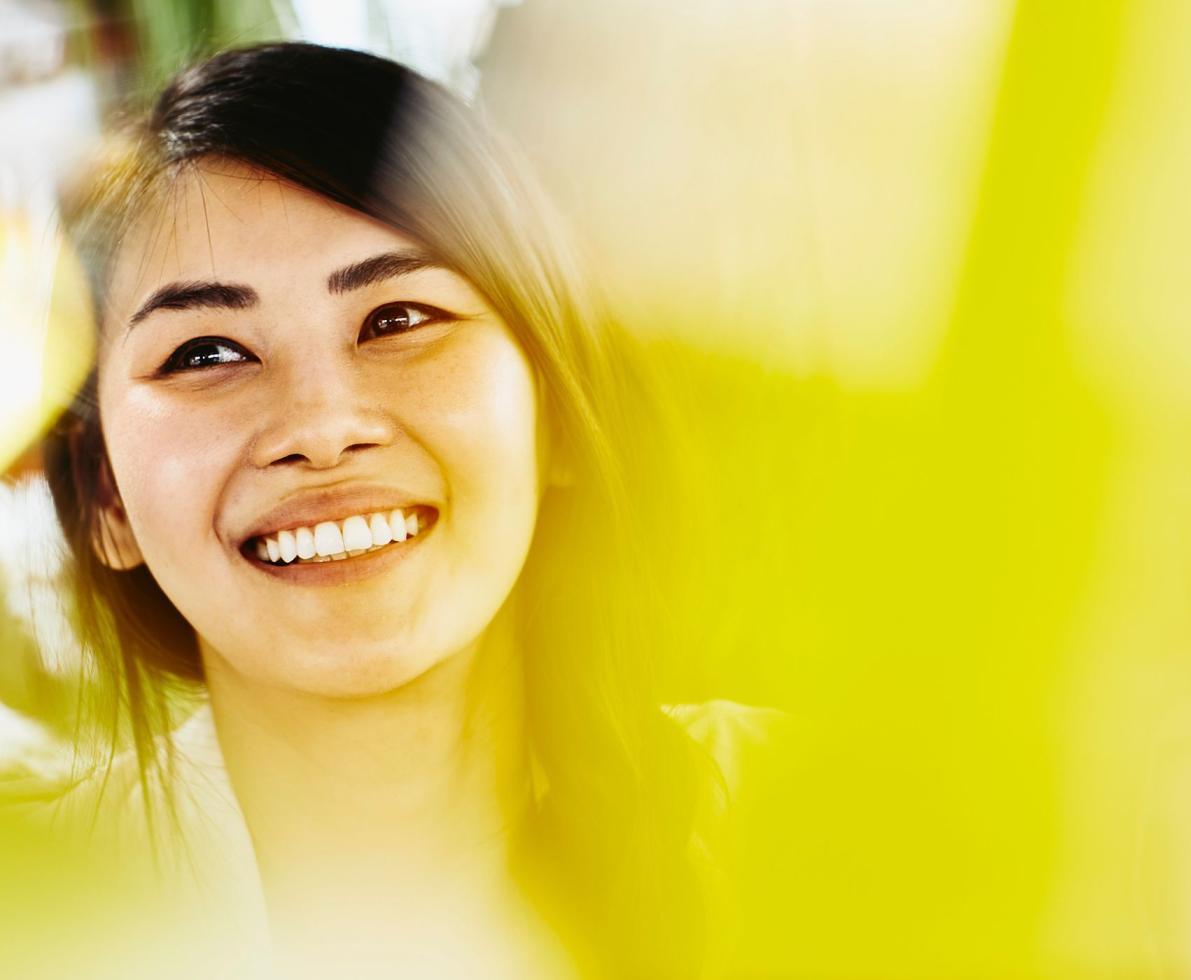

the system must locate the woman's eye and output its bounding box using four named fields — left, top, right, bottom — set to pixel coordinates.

left=359, top=302, right=447, bottom=341
left=160, top=337, right=254, bottom=374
